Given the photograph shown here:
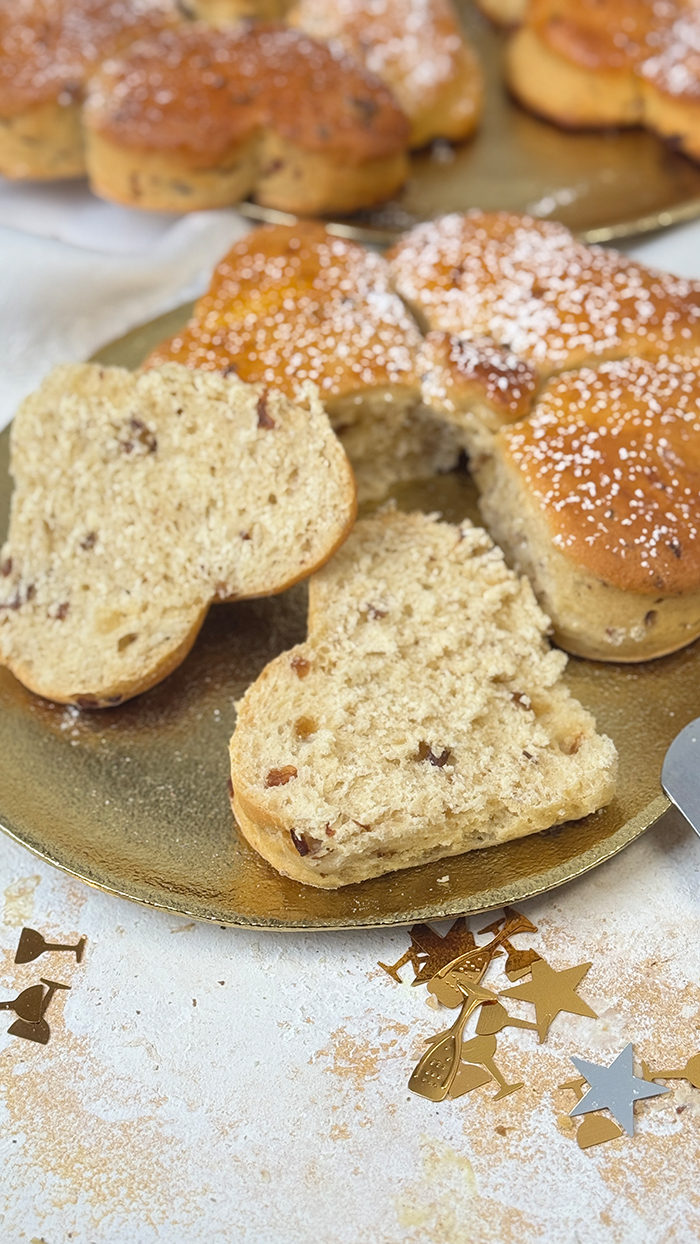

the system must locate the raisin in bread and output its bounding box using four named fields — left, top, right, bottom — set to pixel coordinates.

left=0, top=362, right=356, bottom=706
left=229, top=509, right=617, bottom=887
